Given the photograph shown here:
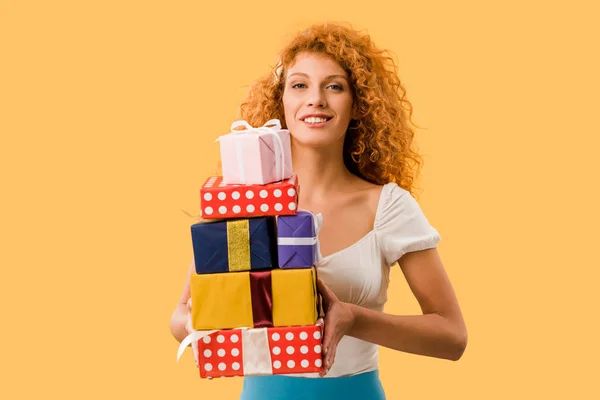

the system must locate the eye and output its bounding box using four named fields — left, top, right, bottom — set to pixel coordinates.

left=291, top=83, right=307, bottom=89
left=327, top=84, right=344, bottom=91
